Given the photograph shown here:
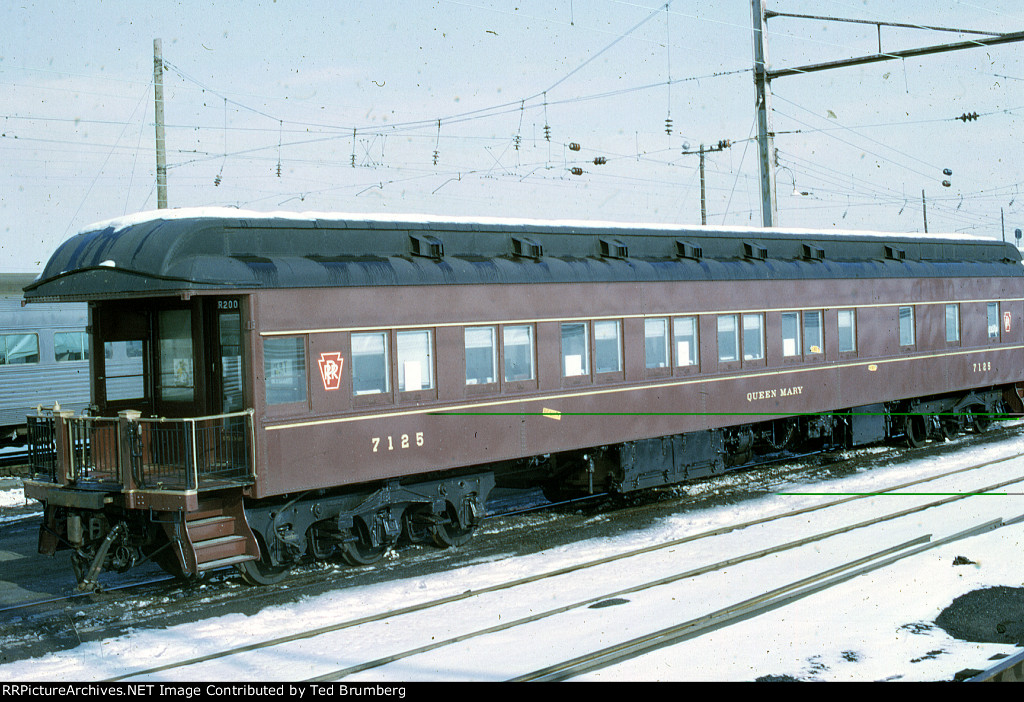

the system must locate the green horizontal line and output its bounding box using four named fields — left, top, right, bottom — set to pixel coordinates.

left=430, top=411, right=1005, bottom=417
left=776, top=492, right=1011, bottom=496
